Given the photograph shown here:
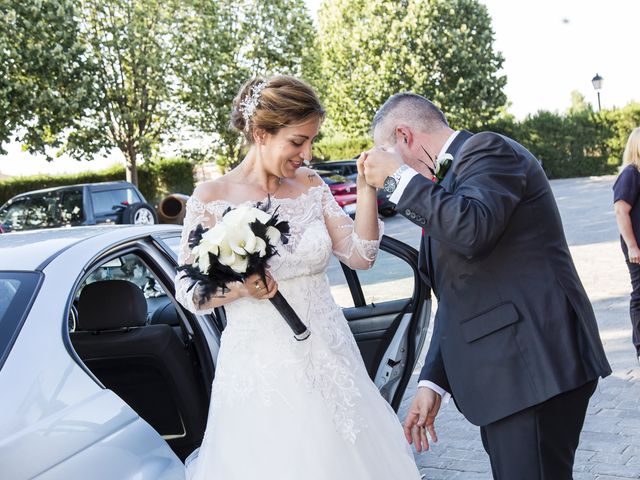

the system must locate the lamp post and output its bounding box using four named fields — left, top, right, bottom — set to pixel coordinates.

left=591, top=73, right=603, bottom=111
